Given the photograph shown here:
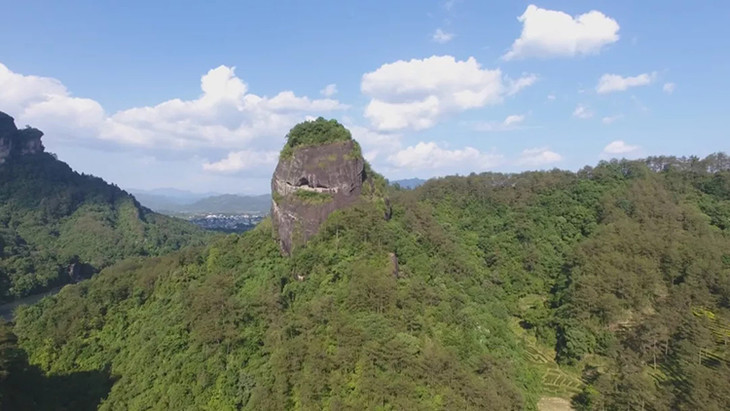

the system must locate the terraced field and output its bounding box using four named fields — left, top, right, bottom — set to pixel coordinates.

left=511, top=318, right=583, bottom=400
